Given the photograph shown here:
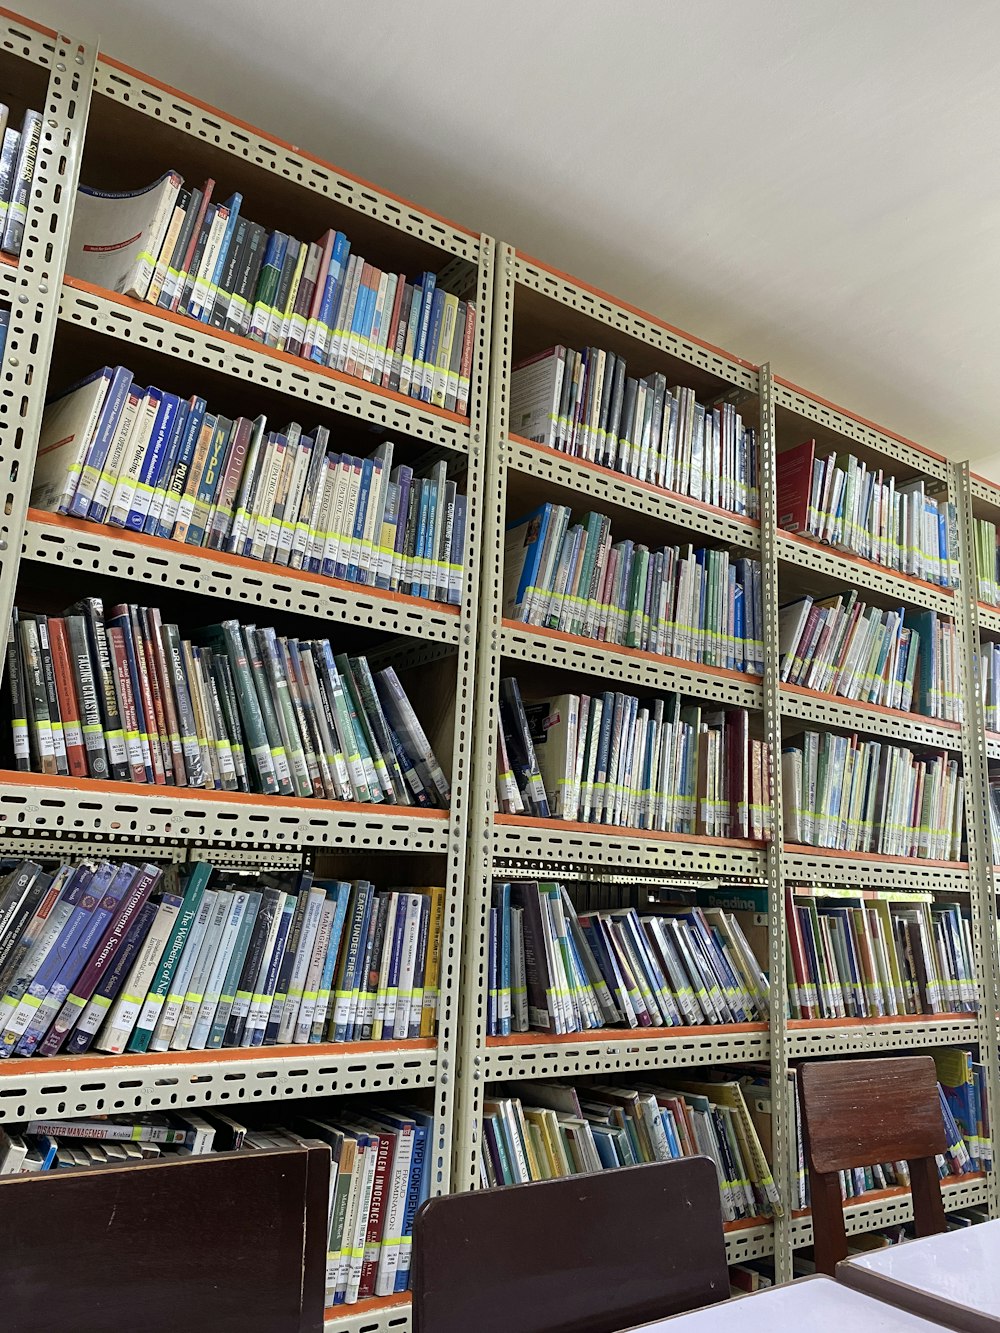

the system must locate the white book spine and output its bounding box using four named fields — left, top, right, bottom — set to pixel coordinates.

left=170, top=890, right=233, bottom=1051
left=189, top=891, right=251, bottom=1050
left=149, top=890, right=217, bottom=1052
left=277, top=887, right=325, bottom=1044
